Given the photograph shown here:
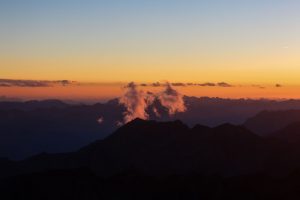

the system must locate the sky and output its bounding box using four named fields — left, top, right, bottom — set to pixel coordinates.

left=1, top=0, right=300, bottom=100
